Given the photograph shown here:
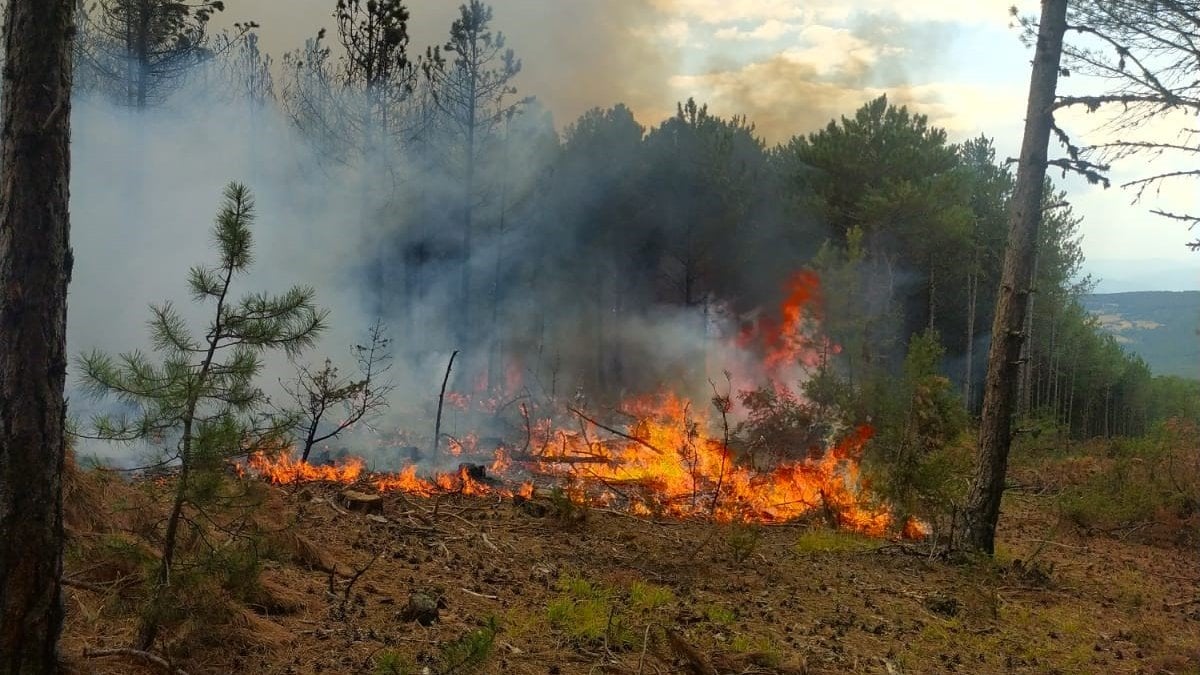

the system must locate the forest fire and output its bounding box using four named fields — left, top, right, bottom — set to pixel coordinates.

left=246, top=269, right=925, bottom=539
left=245, top=397, right=913, bottom=537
